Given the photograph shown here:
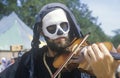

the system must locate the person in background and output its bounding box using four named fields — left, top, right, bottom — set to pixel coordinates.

left=7, top=57, right=15, bottom=67
left=0, top=57, right=7, bottom=73
left=15, top=3, right=120, bottom=78
left=18, top=50, right=25, bottom=57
